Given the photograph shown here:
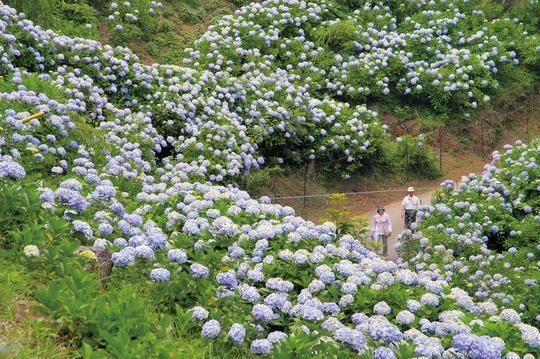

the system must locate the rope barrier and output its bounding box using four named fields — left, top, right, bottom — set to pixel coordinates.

left=270, top=186, right=439, bottom=200
left=20, top=111, right=46, bottom=124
